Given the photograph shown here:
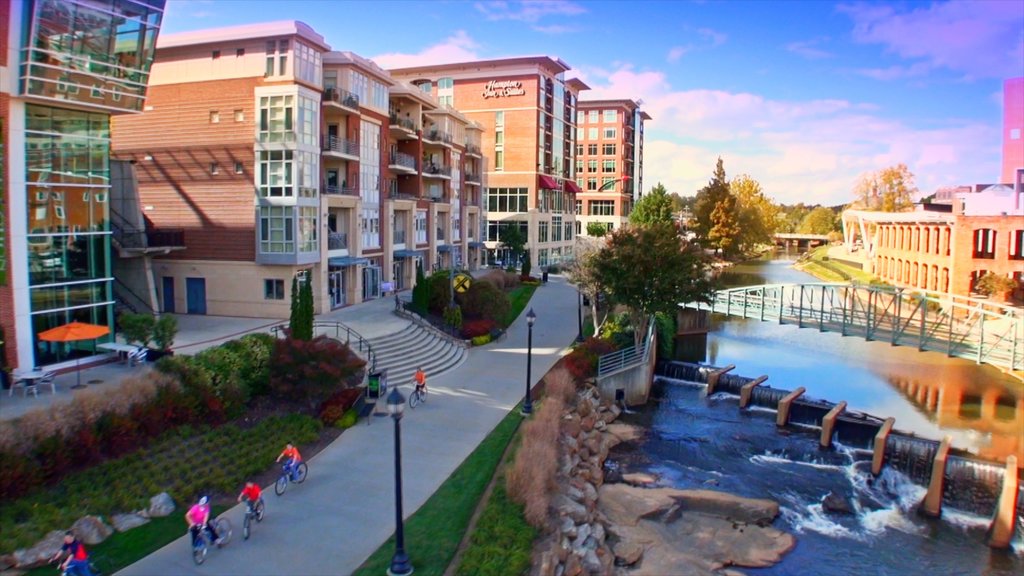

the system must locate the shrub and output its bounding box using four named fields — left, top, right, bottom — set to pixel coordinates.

left=564, top=337, right=617, bottom=382
left=152, top=315, right=178, bottom=351
left=544, top=367, right=577, bottom=405
left=479, top=270, right=506, bottom=290
left=459, top=282, right=510, bottom=324
left=444, top=304, right=463, bottom=332
left=503, top=271, right=521, bottom=288
left=461, top=318, right=495, bottom=339
left=118, top=313, right=154, bottom=347
left=336, top=408, right=359, bottom=429
left=471, top=334, right=491, bottom=346
left=194, top=346, right=249, bottom=418
left=427, top=271, right=454, bottom=315
left=0, top=451, right=41, bottom=500
left=506, top=396, right=563, bottom=527
left=221, top=333, right=275, bottom=397
left=270, top=336, right=366, bottom=401
left=412, top=261, right=429, bottom=314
